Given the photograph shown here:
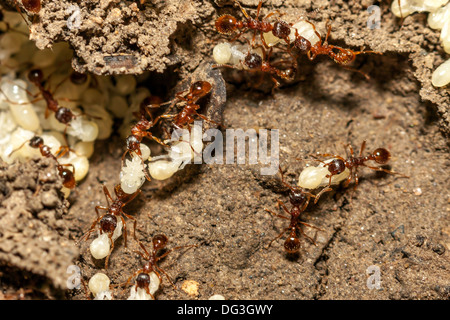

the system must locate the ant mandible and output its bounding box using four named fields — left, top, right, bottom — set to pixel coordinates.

left=215, top=0, right=292, bottom=48
left=264, top=166, right=323, bottom=254
left=121, top=234, right=196, bottom=299
left=80, top=184, right=141, bottom=269
left=310, top=141, right=408, bottom=203
left=9, top=135, right=76, bottom=189
left=292, top=20, right=381, bottom=79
